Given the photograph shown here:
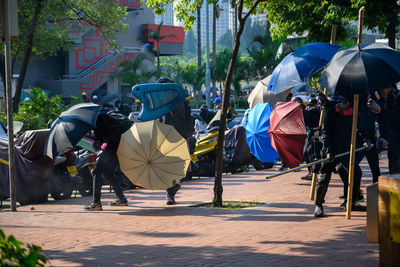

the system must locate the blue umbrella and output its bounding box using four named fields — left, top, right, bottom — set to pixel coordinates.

left=245, top=103, right=279, bottom=163
left=268, top=42, right=341, bottom=93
